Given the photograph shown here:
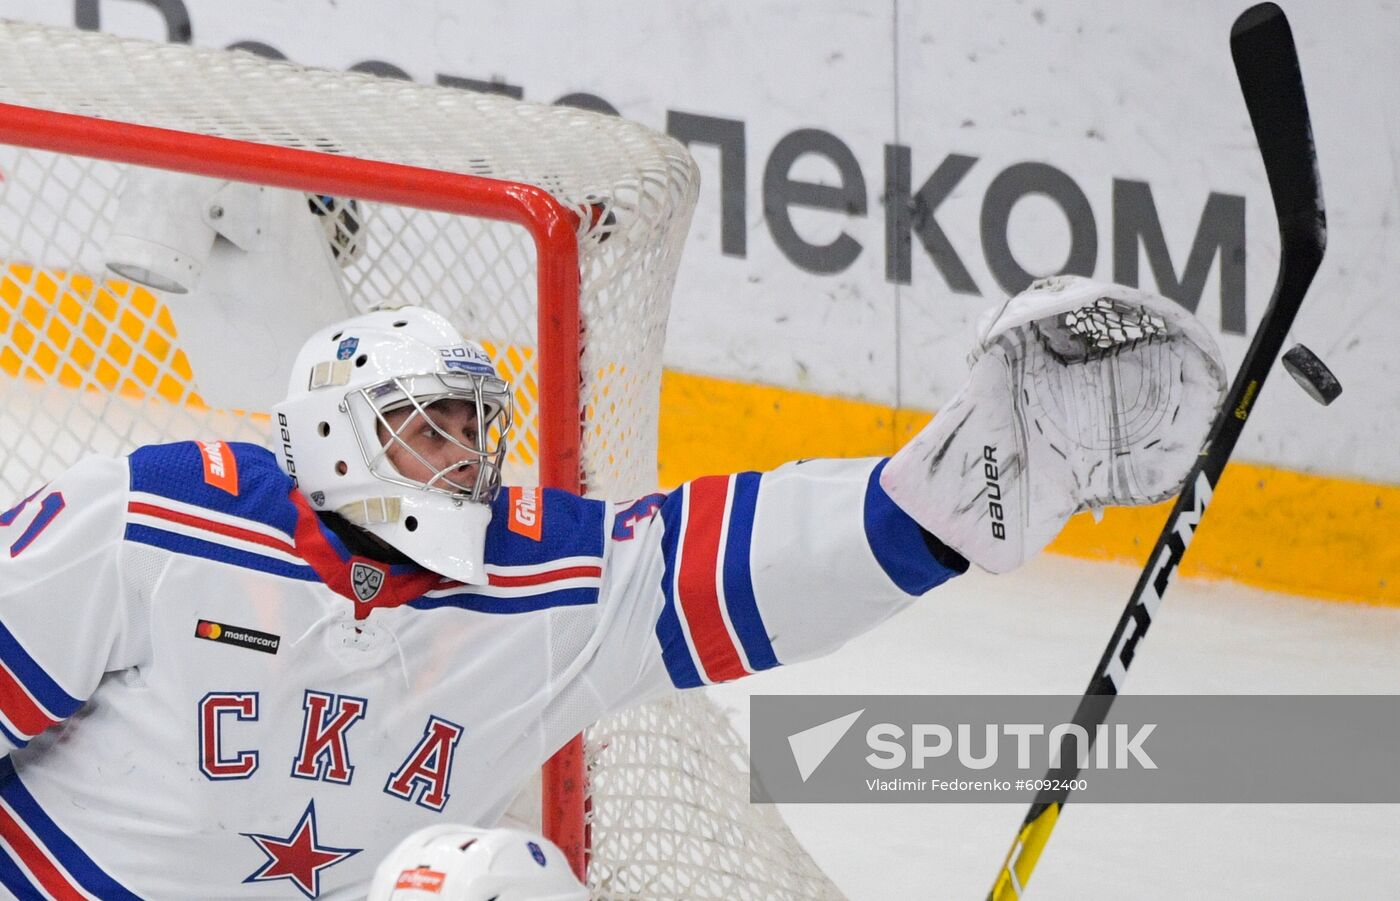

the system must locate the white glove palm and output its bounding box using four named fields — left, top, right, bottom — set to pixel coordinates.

left=882, top=275, right=1228, bottom=573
